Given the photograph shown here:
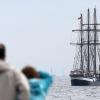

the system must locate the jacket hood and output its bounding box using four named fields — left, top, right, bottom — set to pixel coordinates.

left=0, top=60, right=10, bottom=72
